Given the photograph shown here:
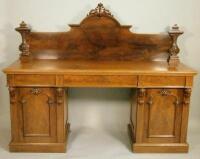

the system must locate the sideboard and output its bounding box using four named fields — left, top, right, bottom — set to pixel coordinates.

left=3, top=3, right=197, bottom=153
